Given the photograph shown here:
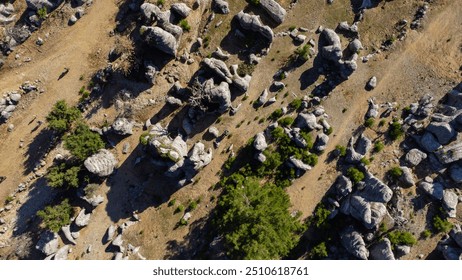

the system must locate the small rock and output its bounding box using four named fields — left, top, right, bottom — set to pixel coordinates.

left=366, top=76, right=377, bottom=90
